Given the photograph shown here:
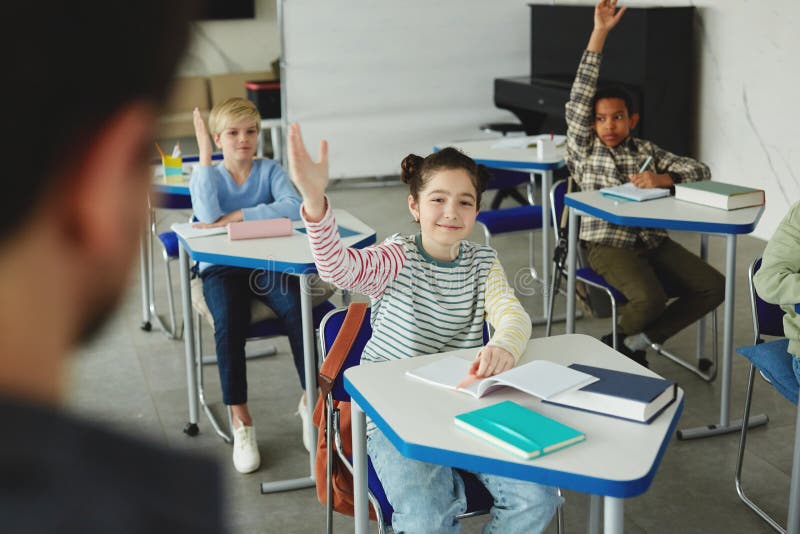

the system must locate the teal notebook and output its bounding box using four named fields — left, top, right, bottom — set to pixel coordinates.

left=454, top=400, right=585, bottom=460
